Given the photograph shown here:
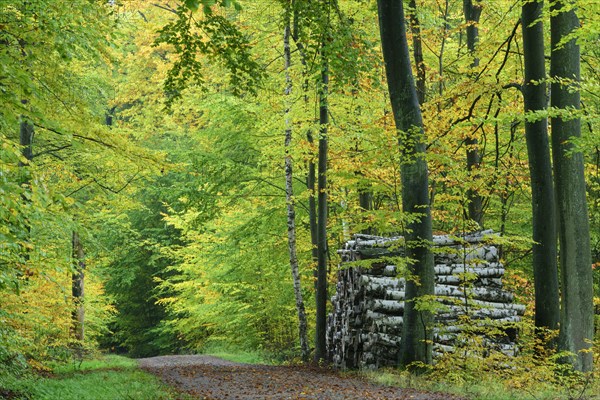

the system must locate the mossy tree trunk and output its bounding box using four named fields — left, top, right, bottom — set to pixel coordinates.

left=521, top=0, right=560, bottom=336
left=314, top=35, right=330, bottom=363
left=377, top=0, right=435, bottom=370
left=550, top=0, right=594, bottom=373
